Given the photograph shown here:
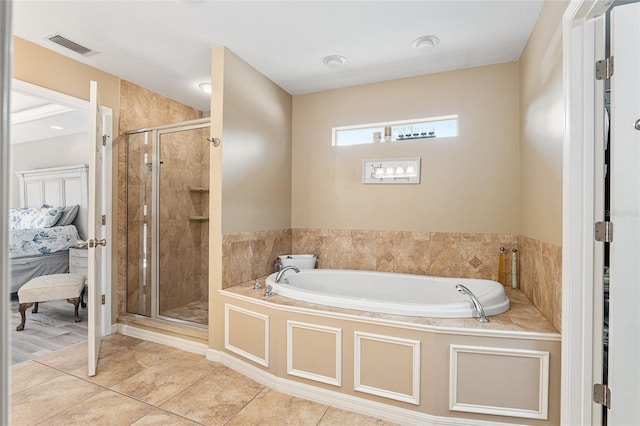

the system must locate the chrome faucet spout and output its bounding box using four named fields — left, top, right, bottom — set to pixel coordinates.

left=275, top=266, right=300, bottom=283
left=456, top=284, right=489, bottom=323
